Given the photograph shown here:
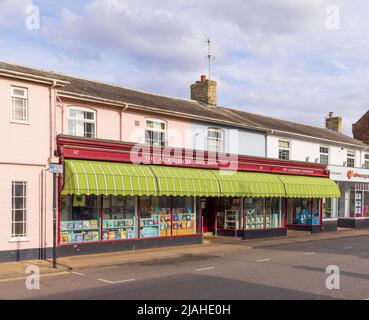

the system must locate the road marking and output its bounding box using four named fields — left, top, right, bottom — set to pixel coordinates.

left=256, top=259, right=271, bottom=263
left=98, top=278, right=135, bottom=284
left=344, top=246, right=353, bottom=250
left=196, top=267, right=215, bottom=272
left=0, top=271, right=70, bottom=284
left=304, top=252, right=316, bottom=255
left=71, top=272, right=85, bottom=276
